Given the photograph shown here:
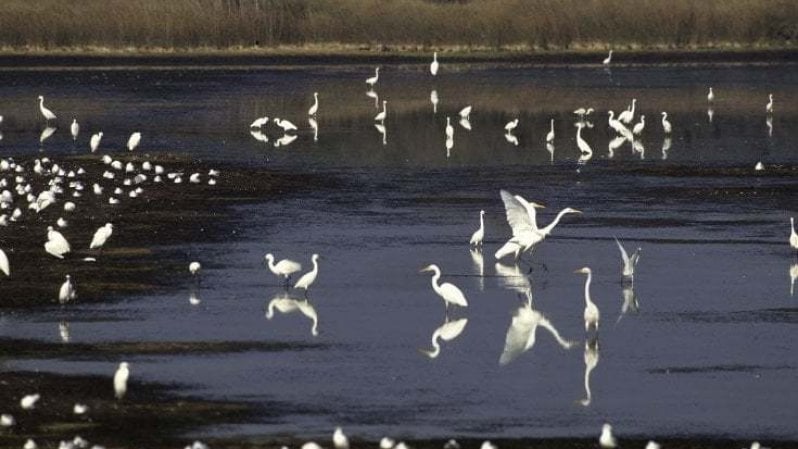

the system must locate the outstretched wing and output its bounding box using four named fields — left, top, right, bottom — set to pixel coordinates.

left=614, top=237, right=630, bottom=266
left=500, top=190, right=537, bottom=237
